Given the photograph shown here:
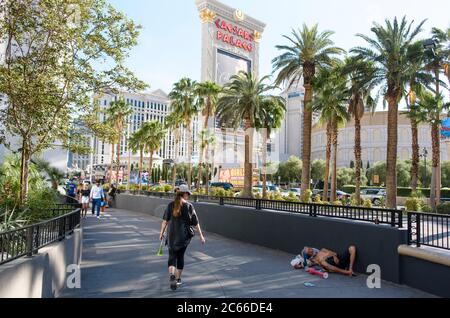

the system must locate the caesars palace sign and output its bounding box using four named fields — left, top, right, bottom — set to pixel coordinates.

left=215, top=18, right=254, bottom=52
